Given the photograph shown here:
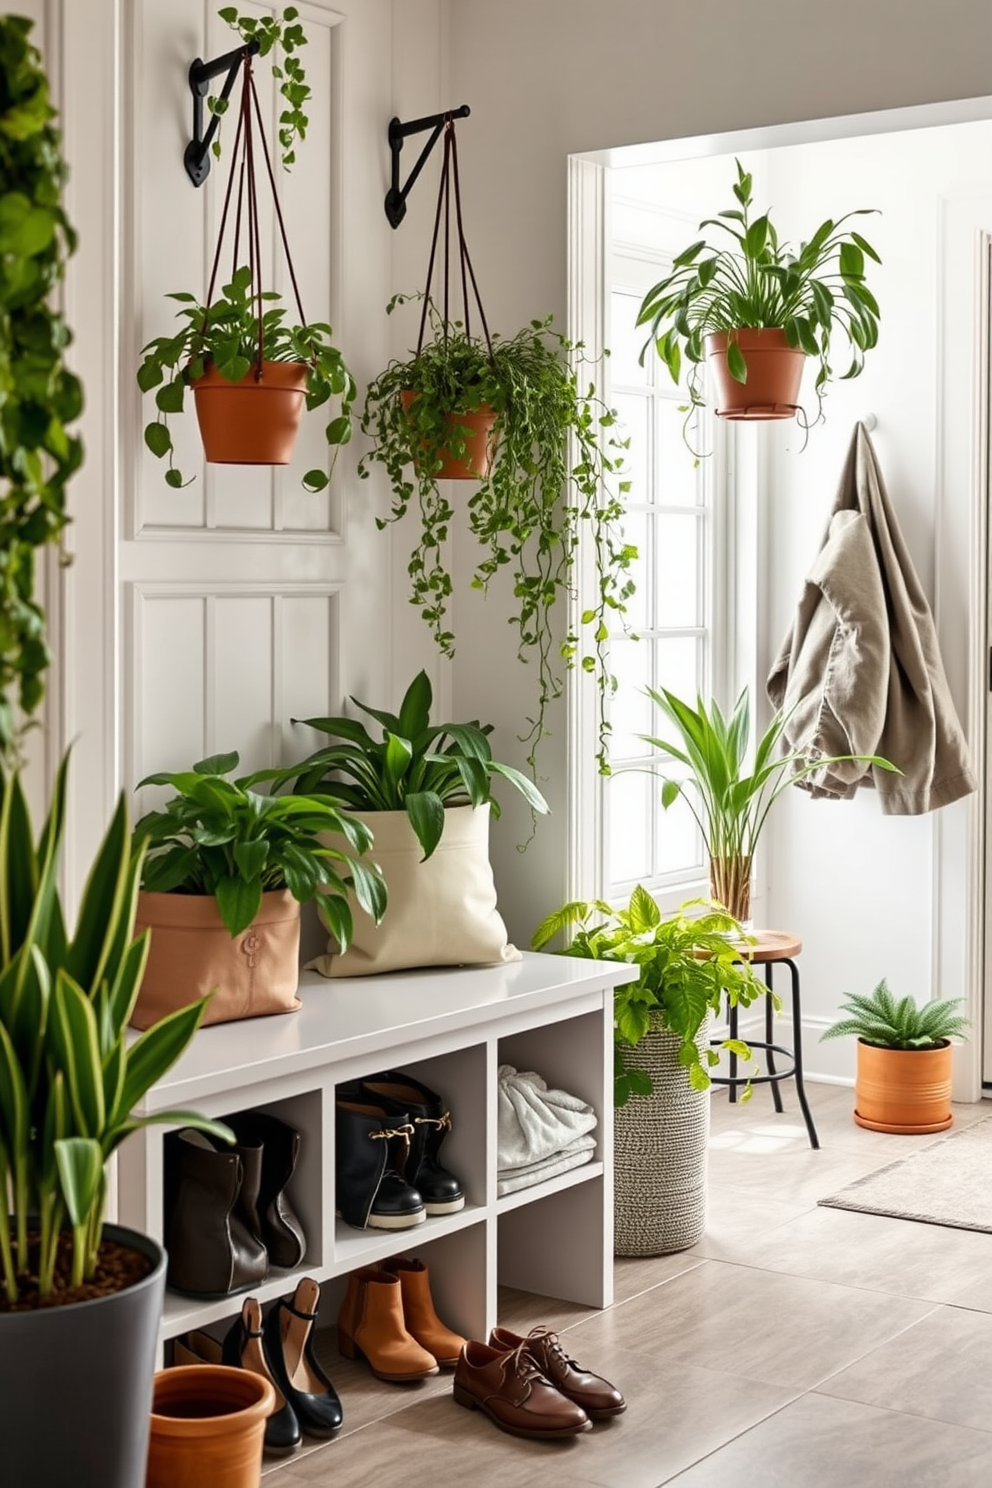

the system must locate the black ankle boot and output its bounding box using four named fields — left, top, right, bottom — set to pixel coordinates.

left=225, top=1111, right=307, bottom=1268
left=334, top=1100, right=425, bottom=1230
left=163, top=1129, right=269, bottom=1296
left=356, top=1072, right=465, bottom=1215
